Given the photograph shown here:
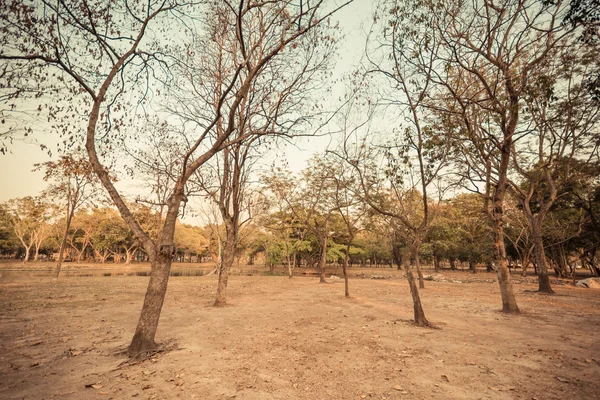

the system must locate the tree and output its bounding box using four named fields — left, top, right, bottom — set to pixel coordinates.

left=0, top=205, right=20, bottom=256
left=327, top=154, right=367, bottom=297
left=37, top=155, right=101, bottom=276
left=260, top=169, right=299, bottom=278
left=294, top=155, right=348, bottom=283
left=3, top=197, right=51, bottom=262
